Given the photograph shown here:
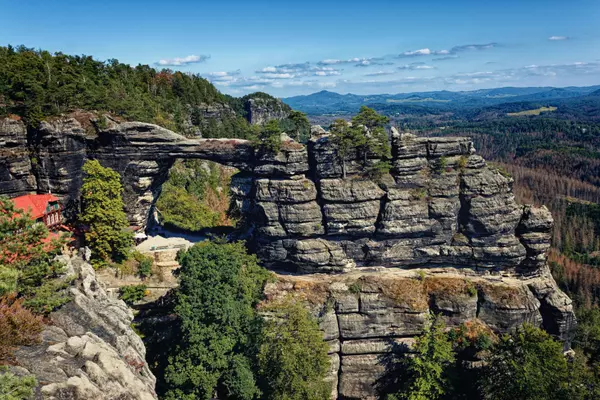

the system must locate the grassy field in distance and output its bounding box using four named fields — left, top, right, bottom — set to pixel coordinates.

left=507, top=106, right=558, bottom=116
